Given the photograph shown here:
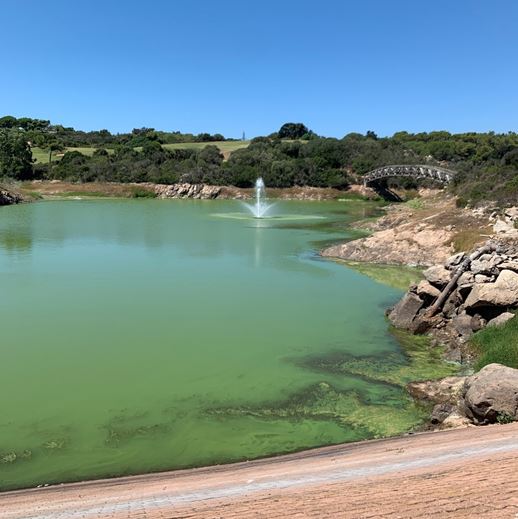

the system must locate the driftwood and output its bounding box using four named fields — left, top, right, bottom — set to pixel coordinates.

left=426, top=243, right=496, bottom=317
